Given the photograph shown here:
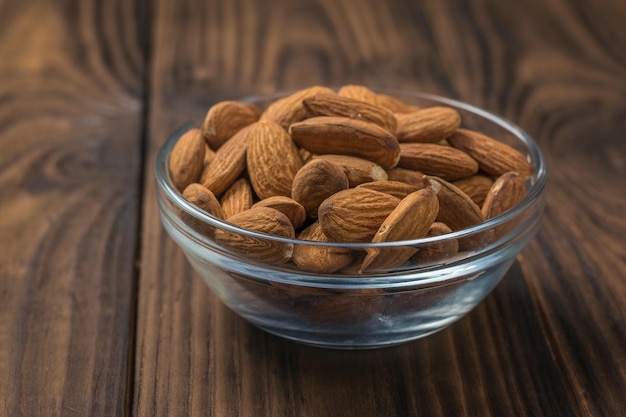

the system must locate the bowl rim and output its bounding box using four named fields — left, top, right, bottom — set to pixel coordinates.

left=155, top=89, right=547, bottom=249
